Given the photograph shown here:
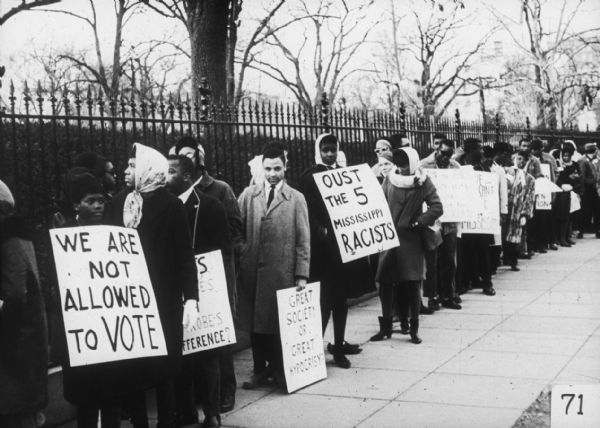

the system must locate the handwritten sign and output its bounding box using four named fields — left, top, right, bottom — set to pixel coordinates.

left=459, top=171, right=501, bottom=235
left=535, top=177, right=562, bottom=210
left=540, top=163, right=551, bottom=180
left=313, top=164, right=399, bottom=262
left=49, top=226, right=167, bottom=367
left=424, top=168, right=481, bottom=222
left=183, top=250, right=236, bottom=354
left=277, top=282, right=326, bottom=393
